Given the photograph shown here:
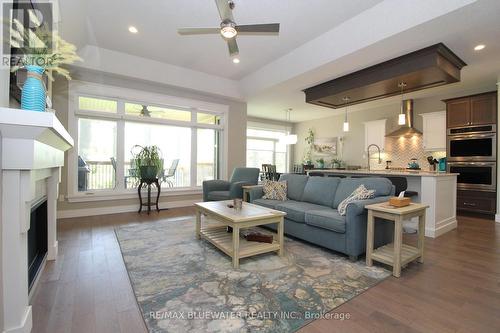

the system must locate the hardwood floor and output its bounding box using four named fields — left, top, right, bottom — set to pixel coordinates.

left=31, top=209, right=500, bottom=333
